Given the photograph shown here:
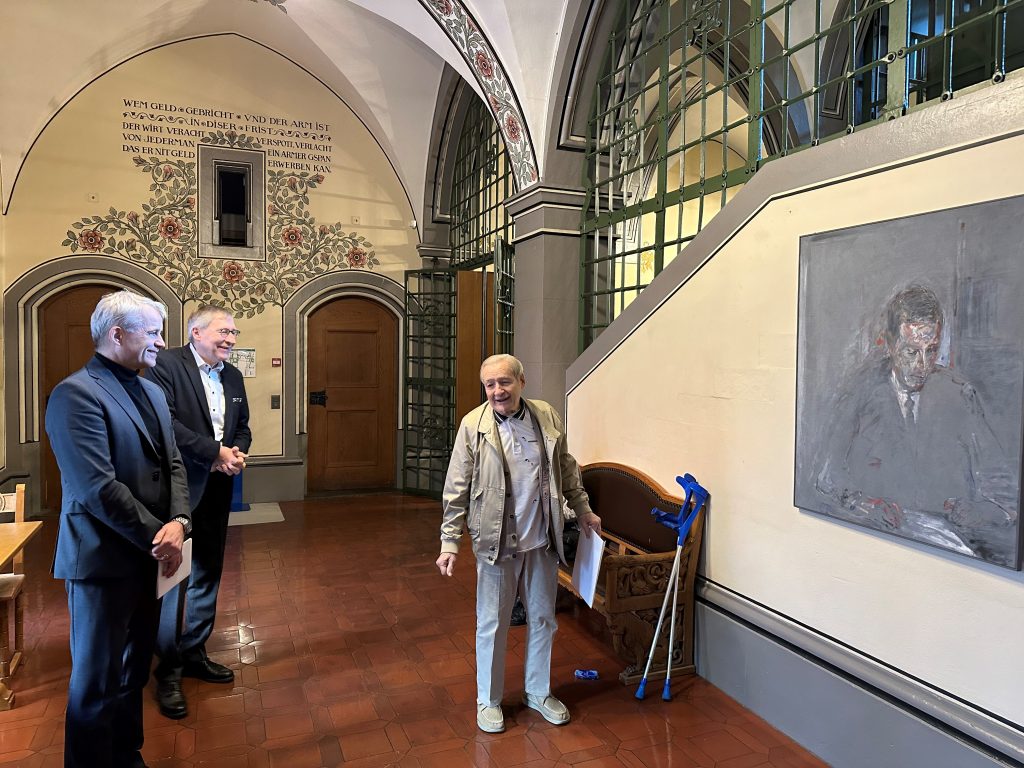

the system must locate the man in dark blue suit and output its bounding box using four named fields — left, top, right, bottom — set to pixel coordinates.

left=46, top=290, right=191, bottom=768
left=149, top=304, right=251, bottom=718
